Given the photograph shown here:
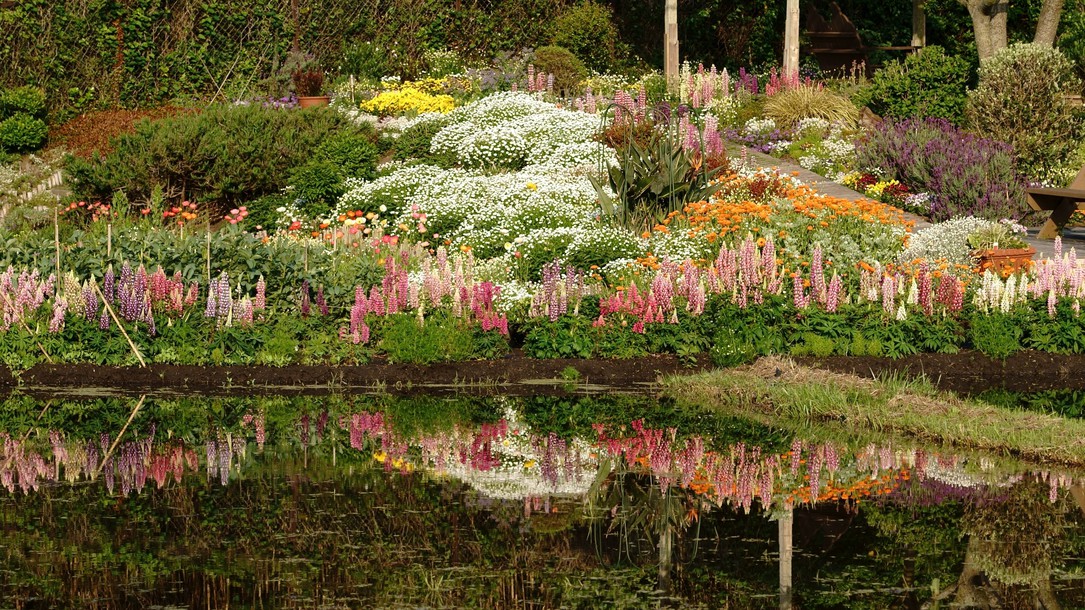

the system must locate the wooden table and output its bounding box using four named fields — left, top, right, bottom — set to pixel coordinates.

left=1027, top=166, right=1085, bottom=239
